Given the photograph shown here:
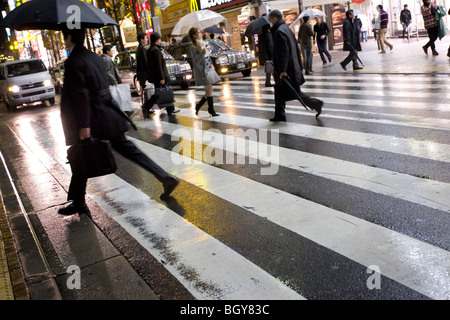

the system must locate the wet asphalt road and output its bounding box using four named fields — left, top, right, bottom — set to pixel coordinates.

left=0, top=65, right=449, bottom=300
